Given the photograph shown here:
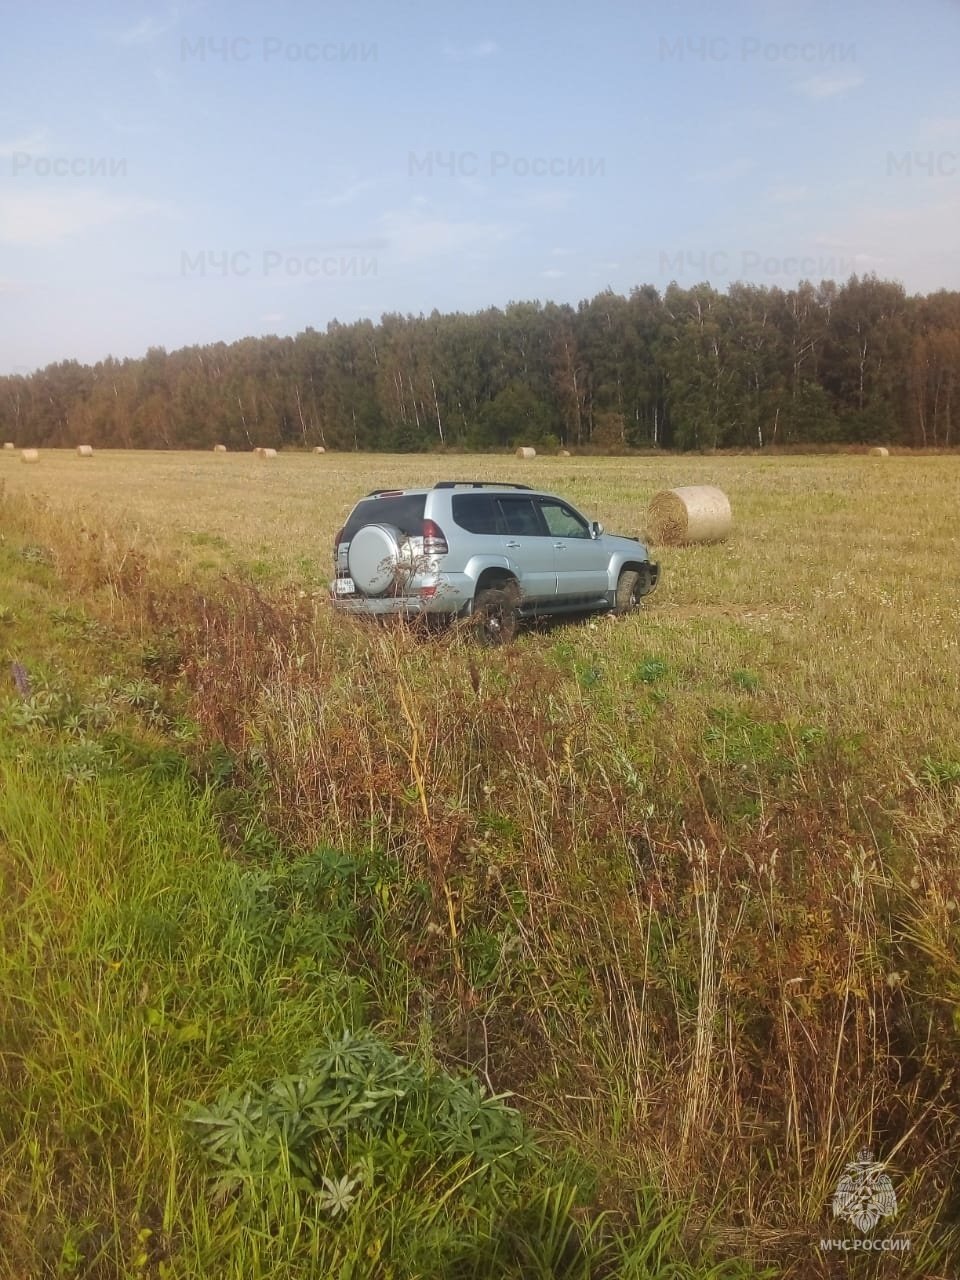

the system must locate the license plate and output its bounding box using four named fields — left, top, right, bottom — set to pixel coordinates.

left=334, top=577, right=355, bottom=595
